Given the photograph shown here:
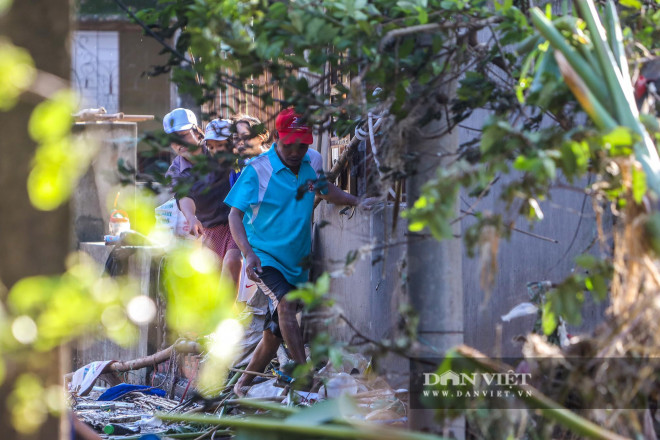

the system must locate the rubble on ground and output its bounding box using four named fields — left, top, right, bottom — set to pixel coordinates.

left=67, top=345, right=410, bottom=438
